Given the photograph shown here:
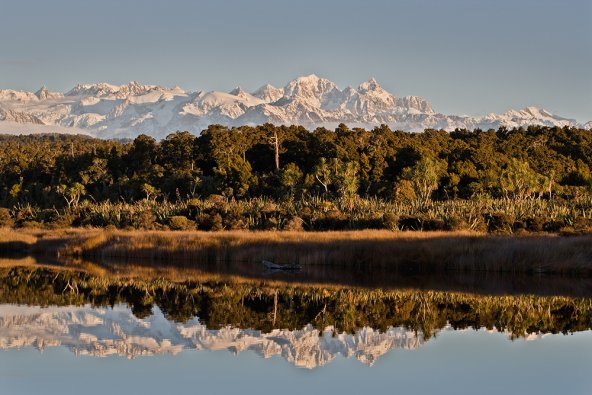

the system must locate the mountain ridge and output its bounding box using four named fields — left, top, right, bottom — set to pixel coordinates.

left=0, top=75, right=588, bottom=139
